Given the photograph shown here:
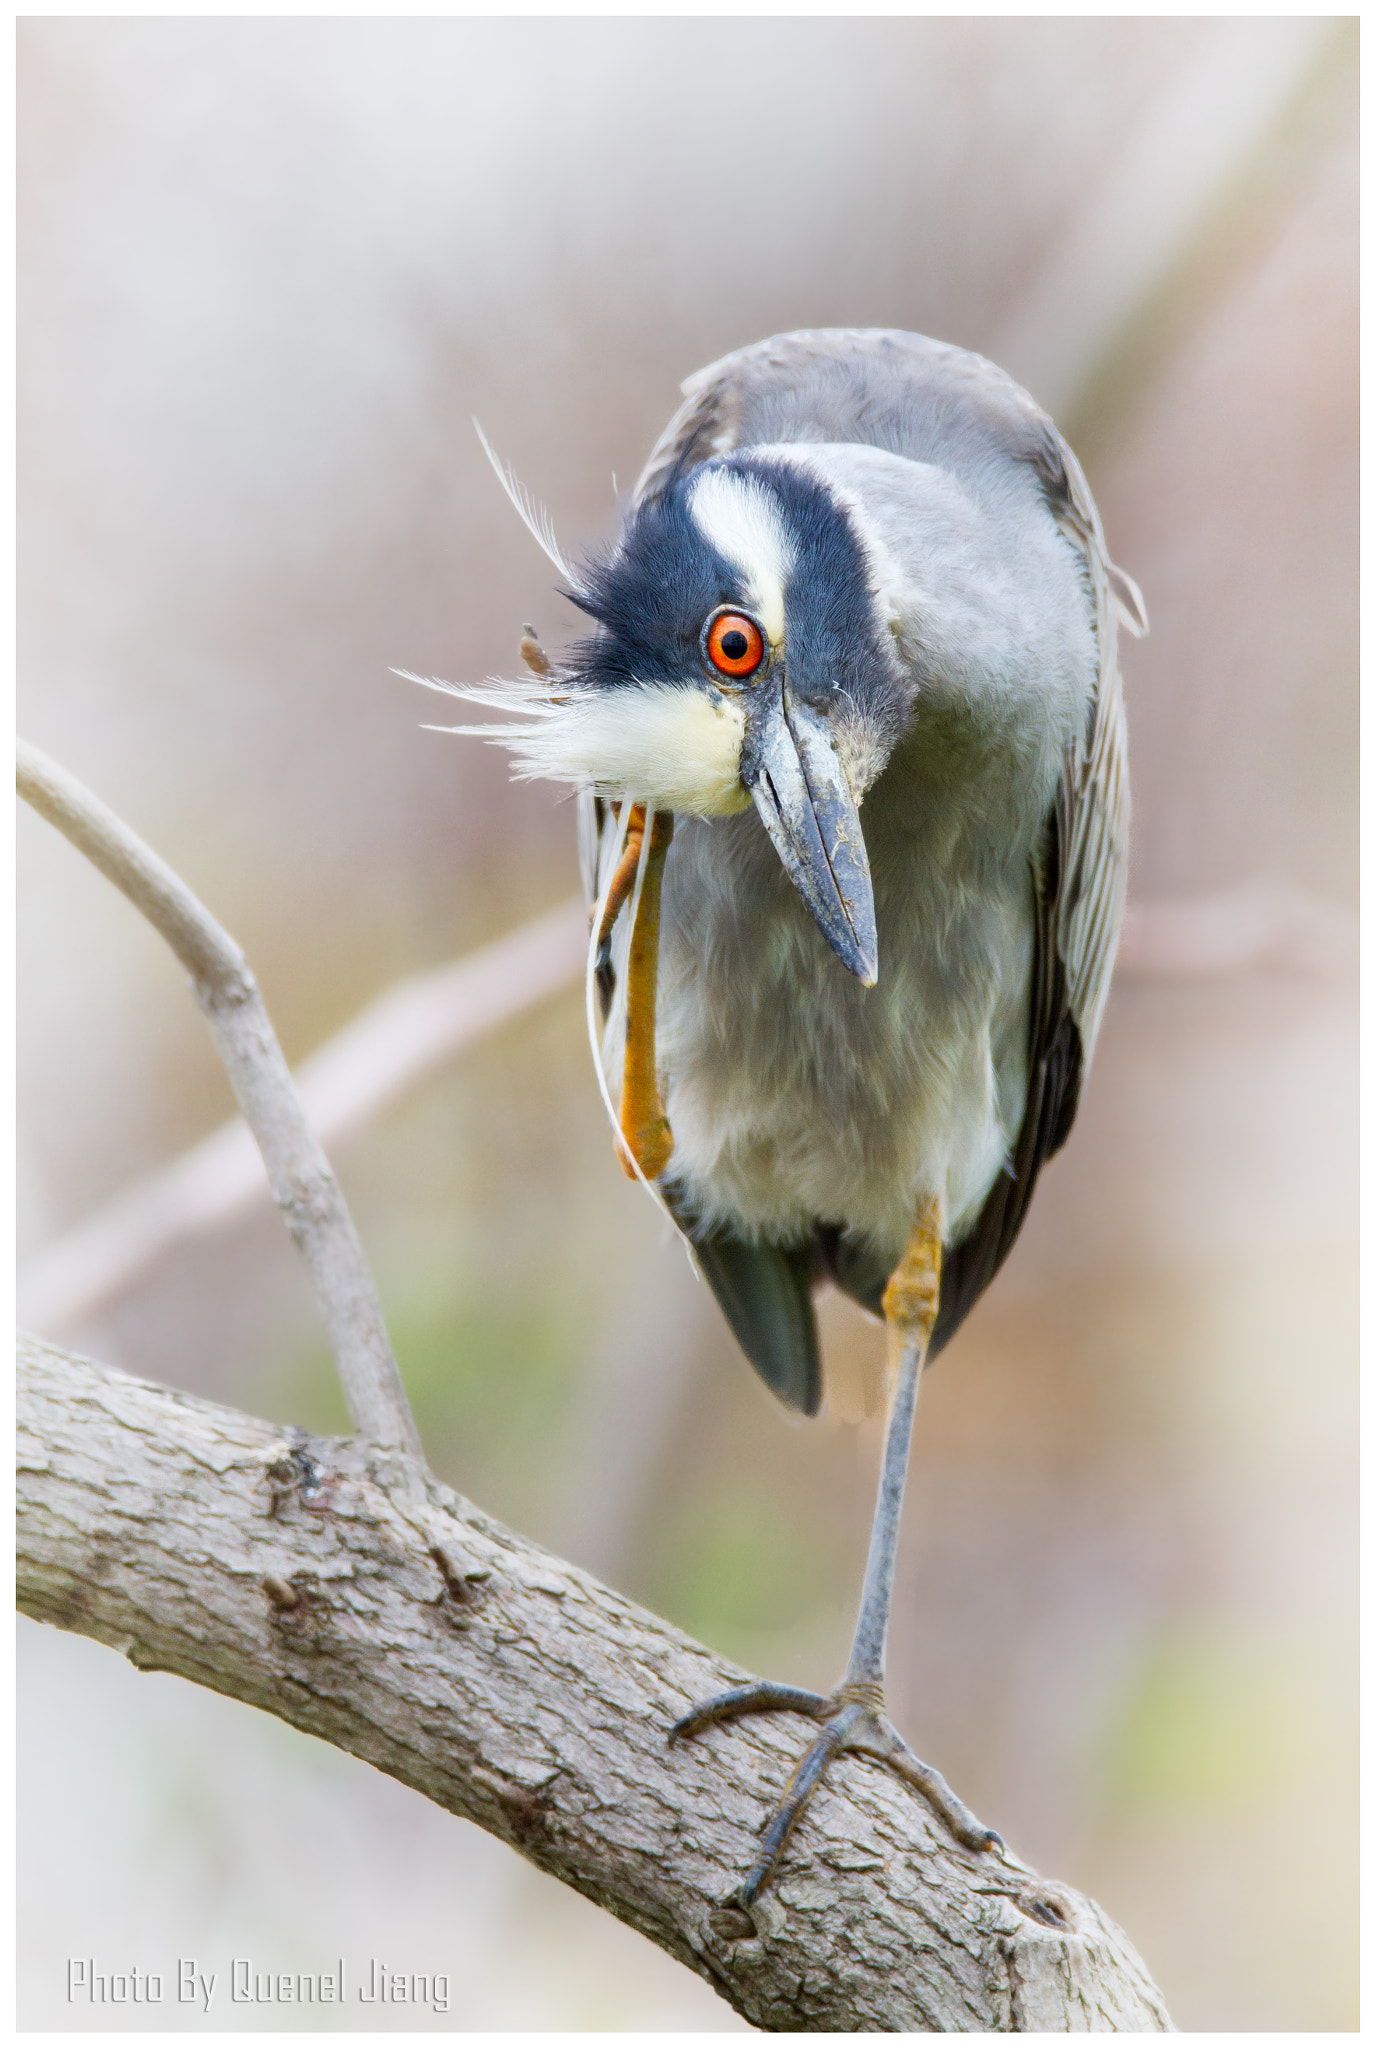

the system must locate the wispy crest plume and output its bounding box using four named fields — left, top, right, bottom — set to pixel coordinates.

left=473, top=420, right=586, bottom=593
